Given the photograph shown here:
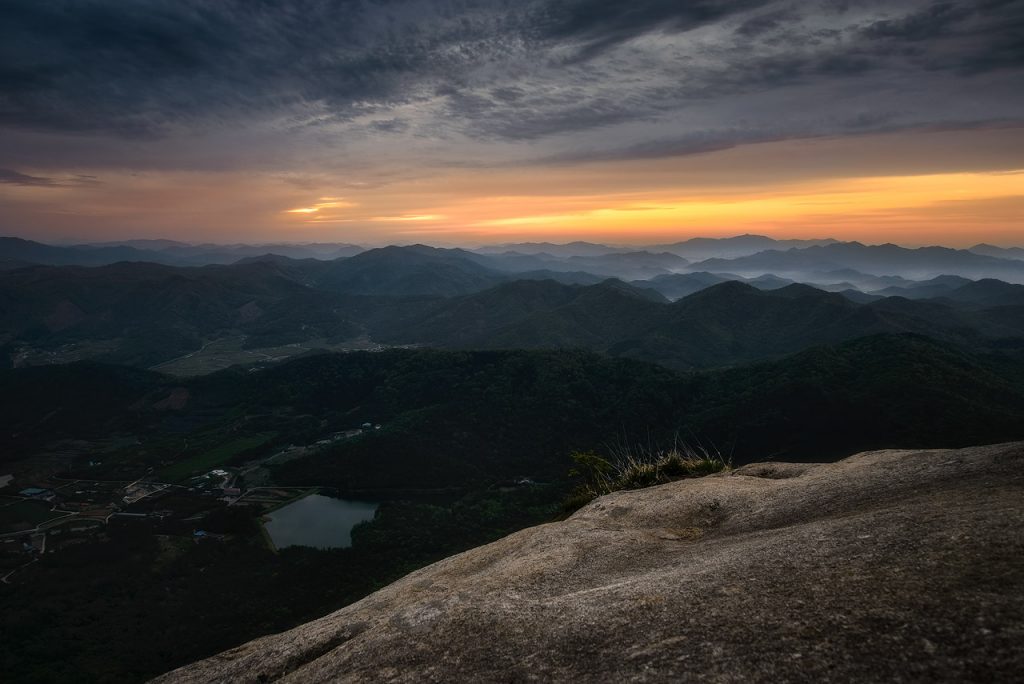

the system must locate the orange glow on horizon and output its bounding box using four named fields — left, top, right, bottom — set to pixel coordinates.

left=280, top=169, right=1024, bottom=245
left=4, top=127, right=1023, bottom=246
left=284, top=198, right=356, bottom=214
